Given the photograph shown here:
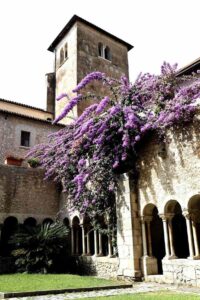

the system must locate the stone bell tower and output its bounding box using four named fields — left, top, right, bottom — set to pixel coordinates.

left=47, top=15, right=133, bottom=124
